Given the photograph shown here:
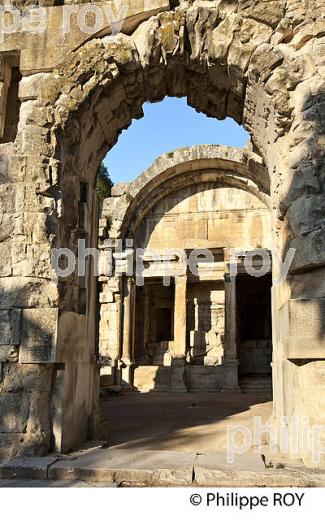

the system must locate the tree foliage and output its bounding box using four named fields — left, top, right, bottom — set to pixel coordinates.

left=96, top=162, right=113, bottom=200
